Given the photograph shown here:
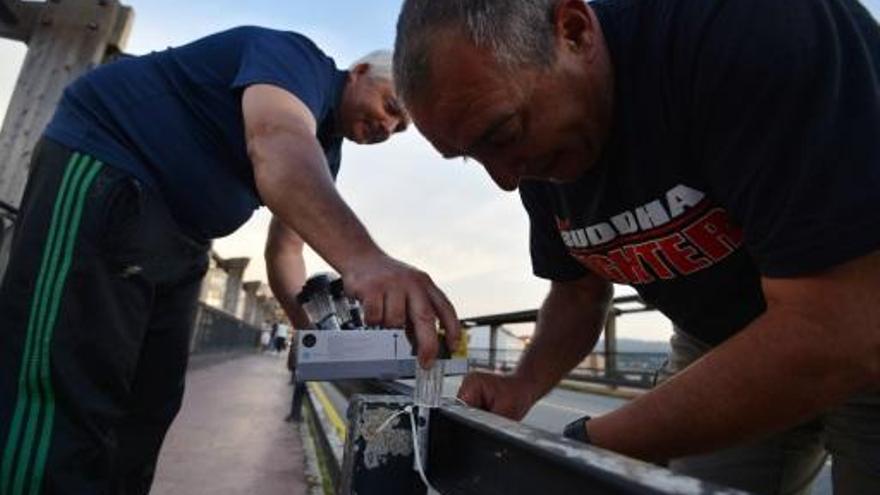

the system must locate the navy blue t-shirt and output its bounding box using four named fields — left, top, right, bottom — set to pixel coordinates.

left=521, top=0, right=880, bottom=345
left=44, top=26, right=348, bottom=239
